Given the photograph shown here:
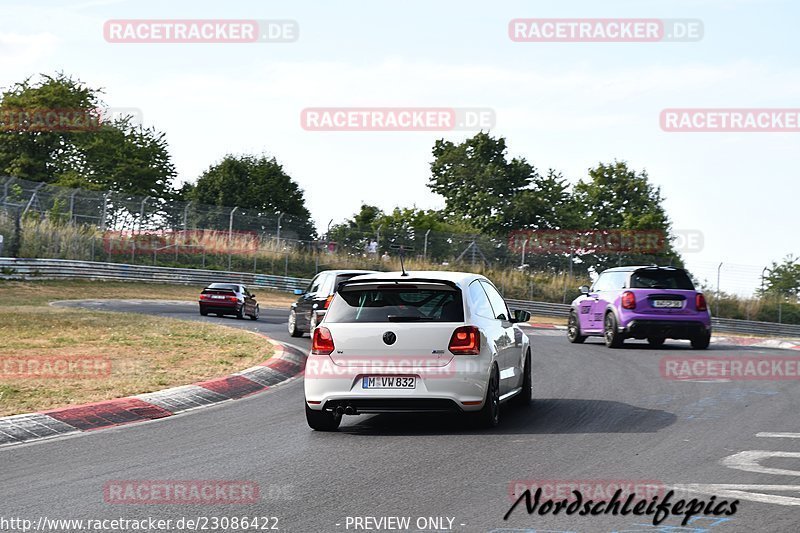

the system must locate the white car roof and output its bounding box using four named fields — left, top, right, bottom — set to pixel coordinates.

left=344, top=270, right=486, bottom=288
left=319, top=269, right=377, bottom=275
